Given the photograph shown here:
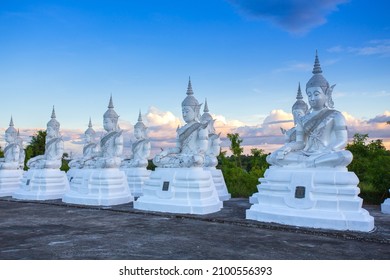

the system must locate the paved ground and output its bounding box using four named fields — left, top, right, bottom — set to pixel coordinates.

left=0, top=197, right=389, bottom=260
